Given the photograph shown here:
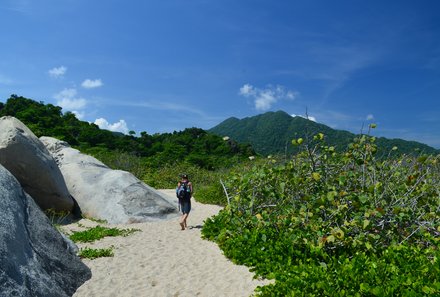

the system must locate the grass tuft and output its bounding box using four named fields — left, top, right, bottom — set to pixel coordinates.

left=69, top=225, right=140, bottom=243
